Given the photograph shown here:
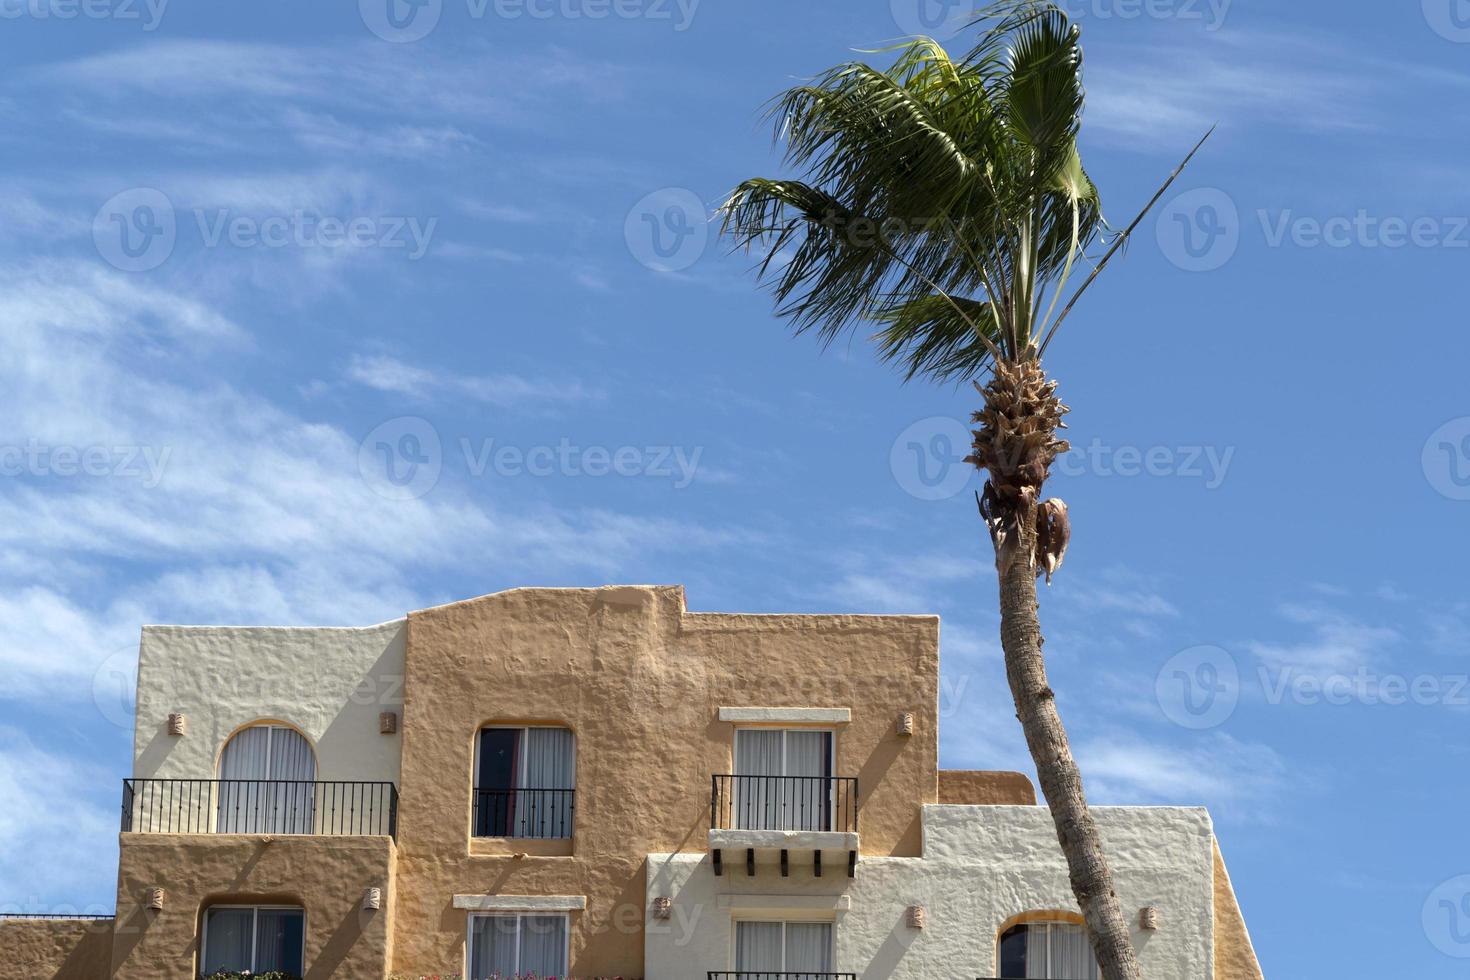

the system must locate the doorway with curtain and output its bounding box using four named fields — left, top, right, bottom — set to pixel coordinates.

left=473, top=726, right=576, bottom=839
left=734, top=920, right=834, bottom=978
left=998, top=919, right=1102, bottom=979
left=732, top=728, right=834, bottom=832
left=215, top=724, right=317, bottom=834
